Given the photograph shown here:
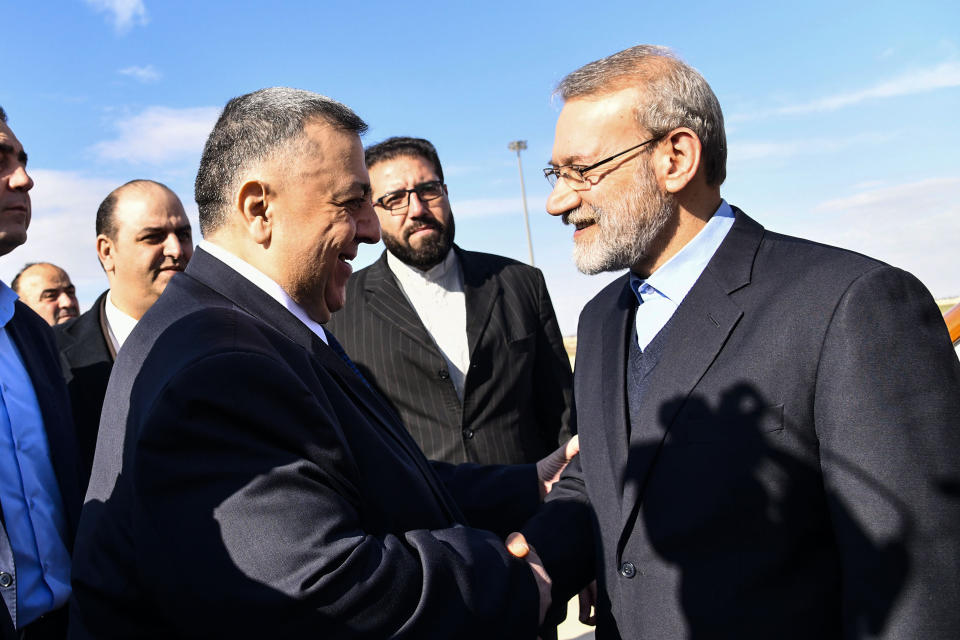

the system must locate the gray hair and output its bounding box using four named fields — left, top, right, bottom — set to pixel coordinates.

left=195, top=87, right=368, bottom=235
left=557, top=45, right=726, bottom=186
